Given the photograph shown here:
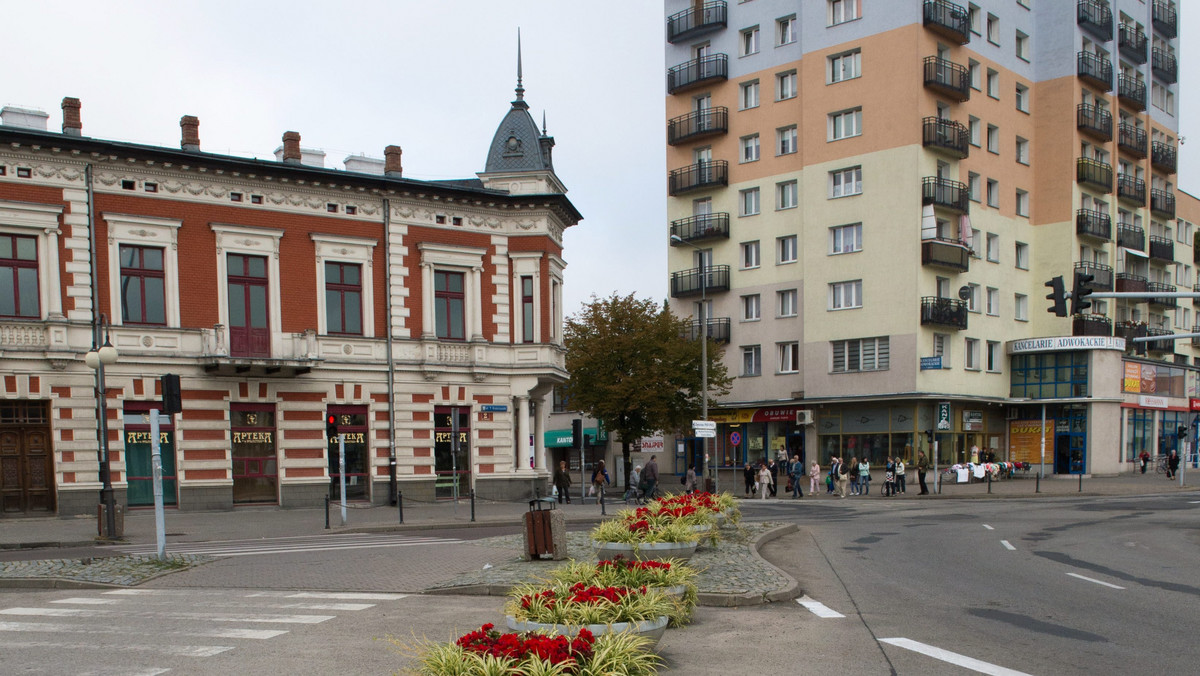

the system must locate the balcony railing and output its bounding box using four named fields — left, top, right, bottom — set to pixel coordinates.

left=1117, top=174, right=1146, bottom=205
left=923, top=56, right=970, bottom=102
left=1148, top=234, right=1174, bottom=261
left=1077, top=51, right=1113, bottom=91
left=1076, top=261, right=1114, bottom=291
left=1115, top=272, right=1148, bottom=293
left=1192, top=327, right=1200, bottom=347
left=667, top=1, right=727, bottom=43
left=668, top=160, right=728, bottom=195
left=1194, top=285, right=1200, bottom=306
left=1118, top=24, right=1148, bottom=63
left=683, top=317, right=731, bottom=344
left=923, top=0, right=970, bottom=44
left=921, top=237, right=971, bottom=272
left=922, top=117, right=969, bottom=159
left=1151, top=48, right=1177, bottom=84
left=1150, top=189, right=1176, bottom=219
left=922, top=176, right=969, bottom=214
left=1152, top=0, right=1177, bottom=38
left=670, top=264, right=730, bottom=297
left=921, top=297, right=968, bottom=330
left=667, top=106, right=729, bottom=145
left=1117, top=223, right=1145, bottom=251
left=667, top=53, right=728, bottom=94
left=1076, top=104, right=1113, bottom=141
left=1118, top=123, right=1147, bottom=158
left=1116, top=322, right=1148, bottom=354
left=1117, top=74, right=1146, bottom=110
left=1151, top=141, right=1177, bottom=173
left=1073, top=314, right=1113, bottom=336
left=1146, top=327, right=1174, bottom=353
left=1076, top=209, right=1112, bottom=242
left=1077, top=157, right=1113, bottom=193
left=1077, top=0, right=1113, bottom=40
left=670, top=213, right=730, bottom=244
